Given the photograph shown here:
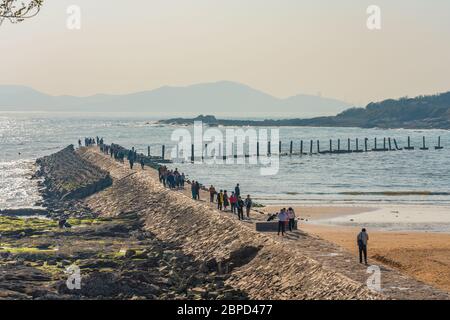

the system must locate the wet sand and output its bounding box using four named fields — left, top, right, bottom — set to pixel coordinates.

left=260, top=205, right=375, bottom=221
left=303, top=224, right=450, bottom=292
